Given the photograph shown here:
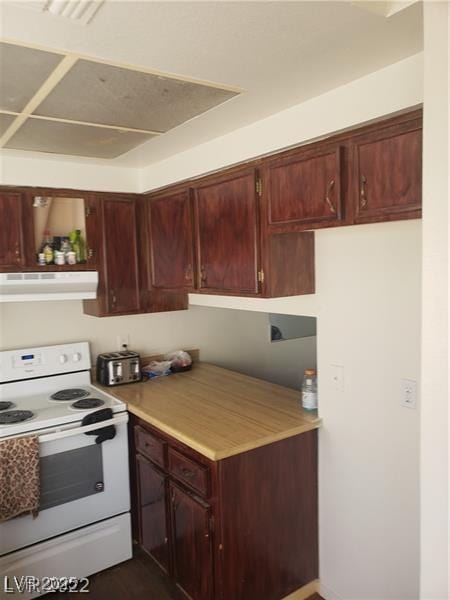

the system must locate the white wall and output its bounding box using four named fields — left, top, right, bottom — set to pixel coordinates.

left=140, top=52, right=422, bottom=192
left=0, top=303, right=316, bottom=392
left=0, top=153, right=138, bottom=193
left=420, top=3, right=449, bottom=598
